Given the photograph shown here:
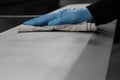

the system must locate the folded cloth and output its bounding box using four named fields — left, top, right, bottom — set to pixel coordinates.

left=17, top=22, right=97, bottom=32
